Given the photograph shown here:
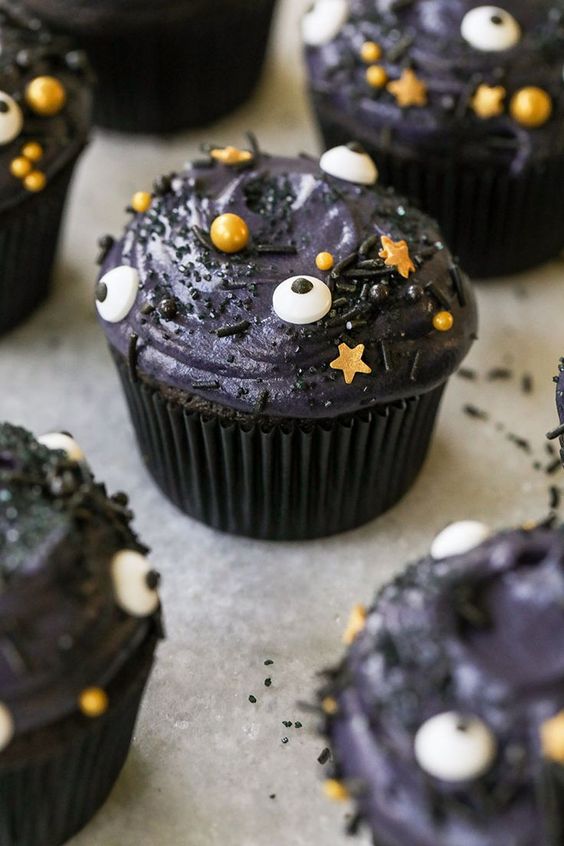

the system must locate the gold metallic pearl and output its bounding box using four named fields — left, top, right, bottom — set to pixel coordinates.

left=10, top=156, right=32, bottom=178
left=323, top=780, right=349, bottom=802
left=366, top=64, right=388, bottom=89
left=433, top=311, right=454, bottom=332
left=131, top=191, right=152, bottom=213
left=343, top=604, right=367, bottom=645
left=541, top=711, right=564, bottom=763
left=25, top=76, right=66, bottom=116
left=360, top=41, right=382, bottom=63
left=21, top=141, right=43, bottom=162
left=210, top=213, right=250, bottom=253
left=23, top=170, right=46, bottom=192
left=321, top=696, right=339, bottom=715
left=78, top=687, right=109, bottom=718
left=315, top=251, right=334, bottom=271
left=510, top=87, right=552, bottom=128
